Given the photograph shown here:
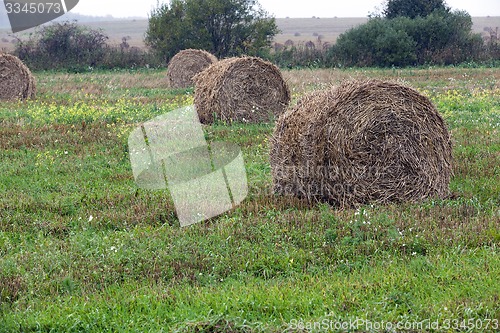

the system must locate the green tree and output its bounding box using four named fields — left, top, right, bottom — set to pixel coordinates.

left=145, top=0, right=278, bottom=61
left=383, top=0, right=450, bottom=19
